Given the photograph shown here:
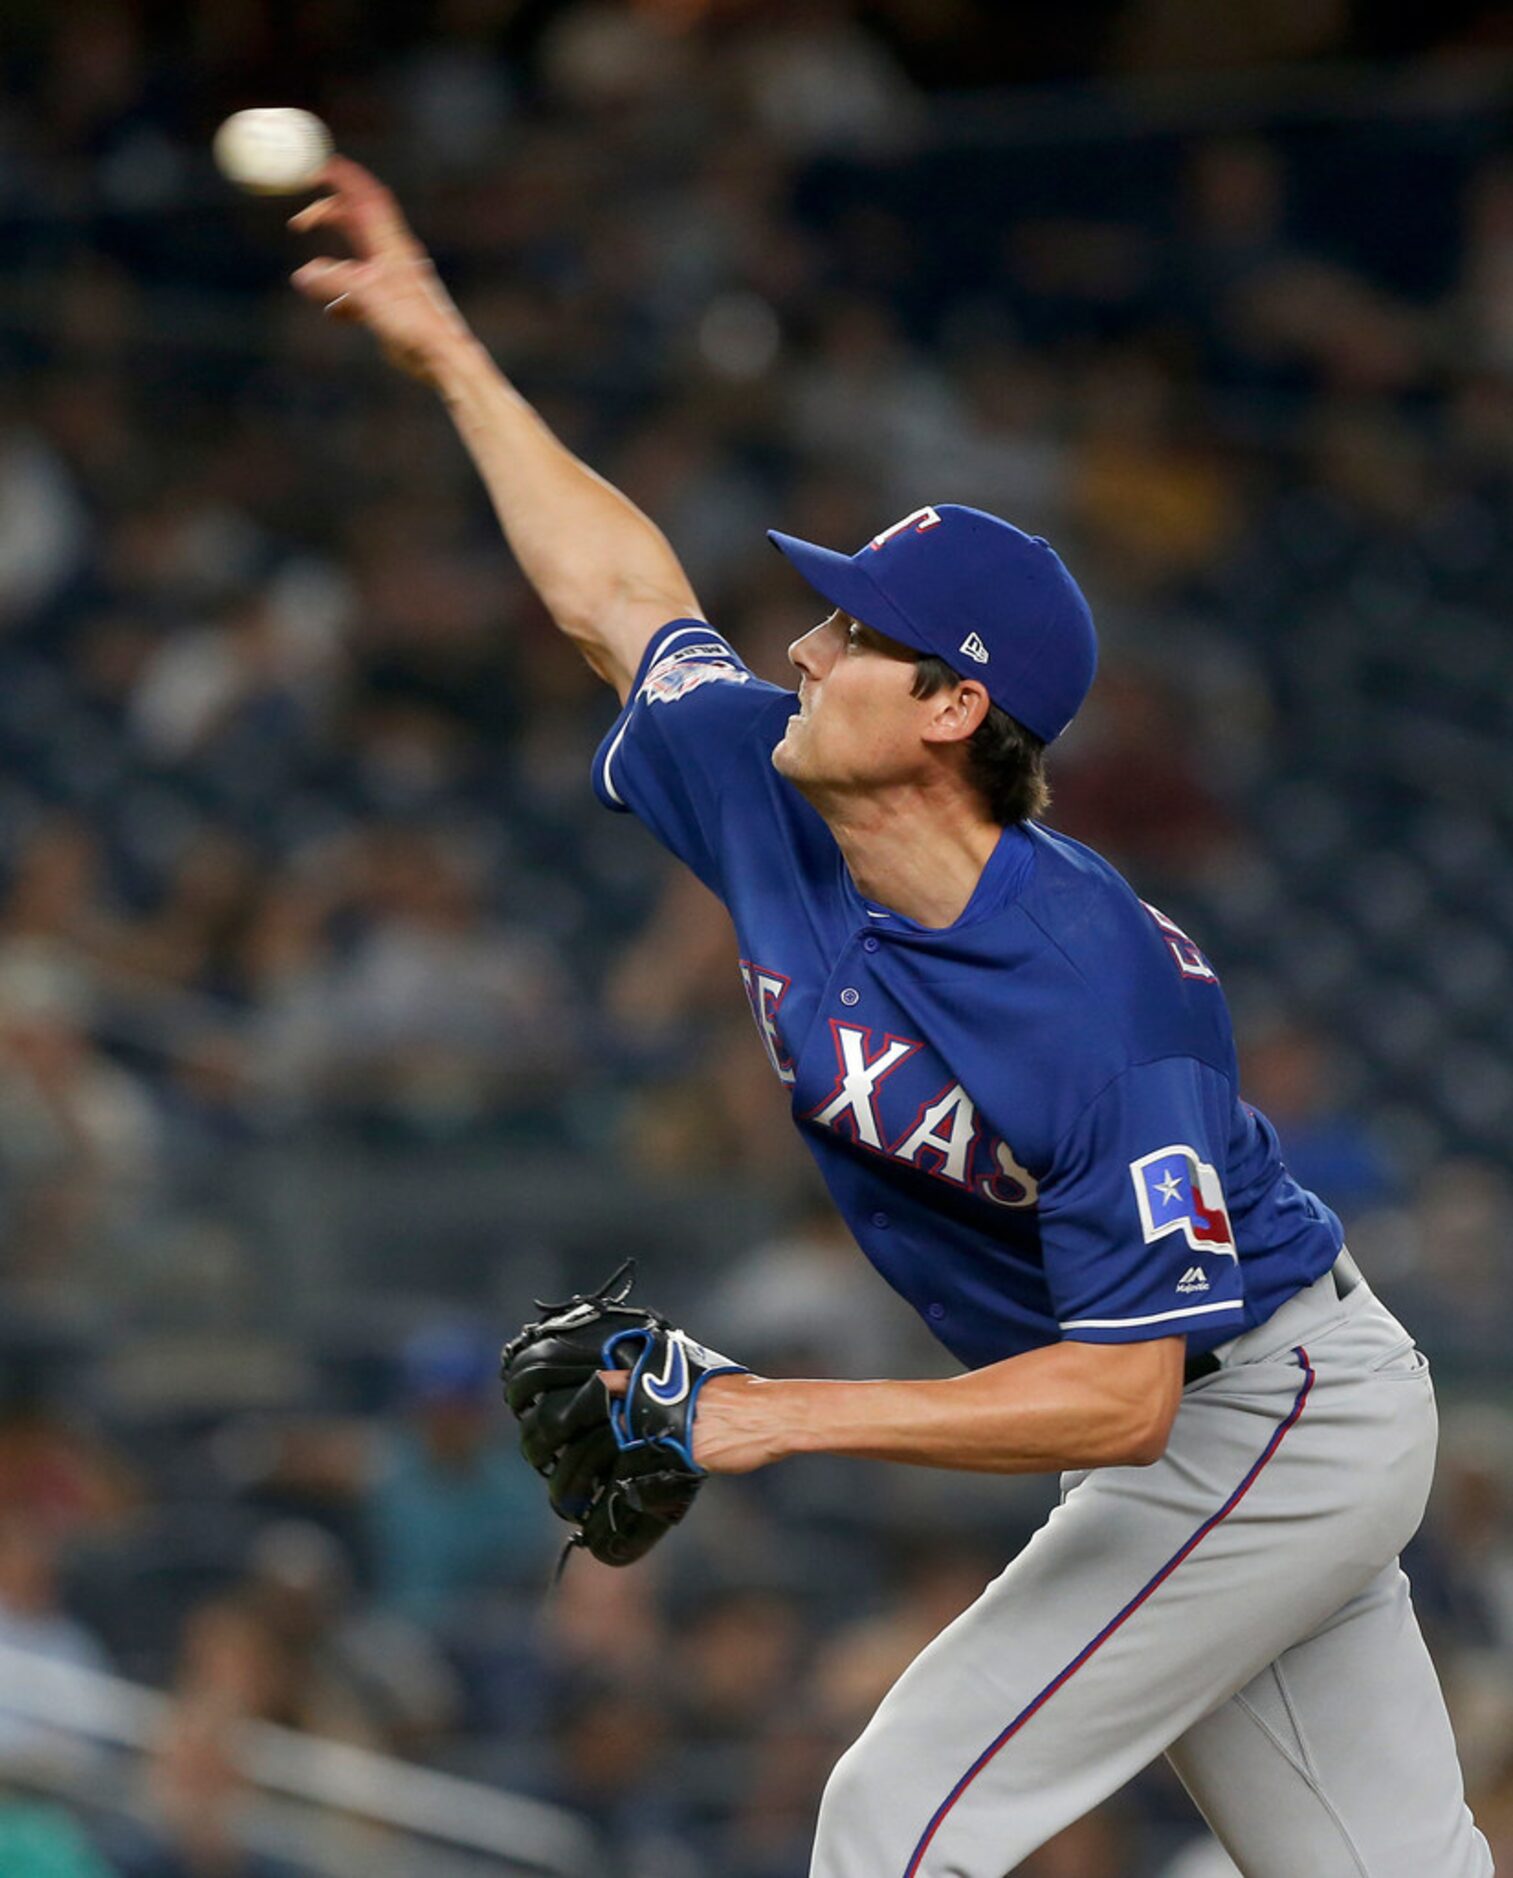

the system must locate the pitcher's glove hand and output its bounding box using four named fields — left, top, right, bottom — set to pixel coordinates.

left=500, top=1261, right=746, bottom=1567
